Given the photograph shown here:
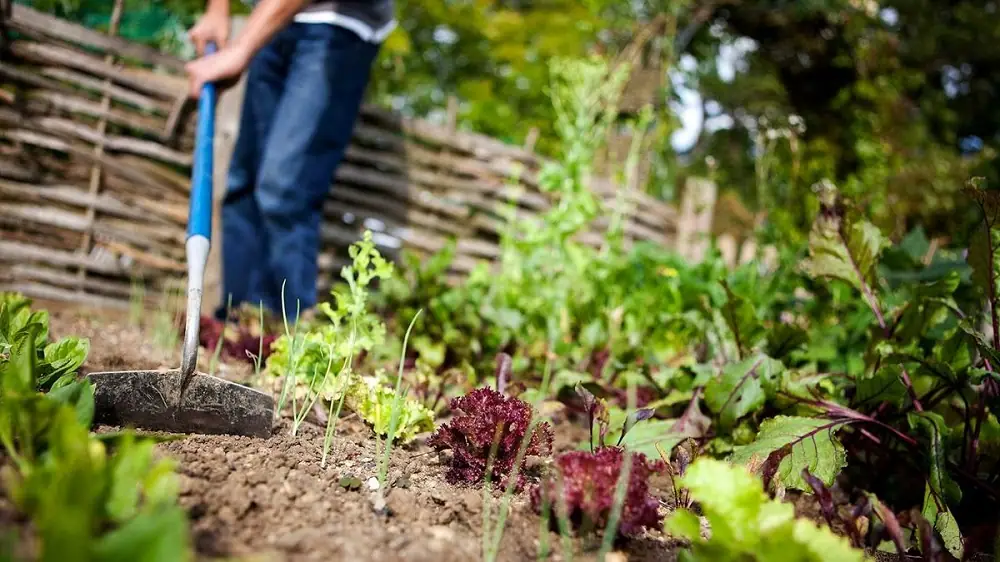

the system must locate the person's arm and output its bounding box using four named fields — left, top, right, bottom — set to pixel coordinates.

left=229, top=0, right=312, bottom=58
left=185, top=0, right=311, bottom=97
left=188, top=0, right=231, bottom=53
left=204, top=0, right=229, bottom=16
